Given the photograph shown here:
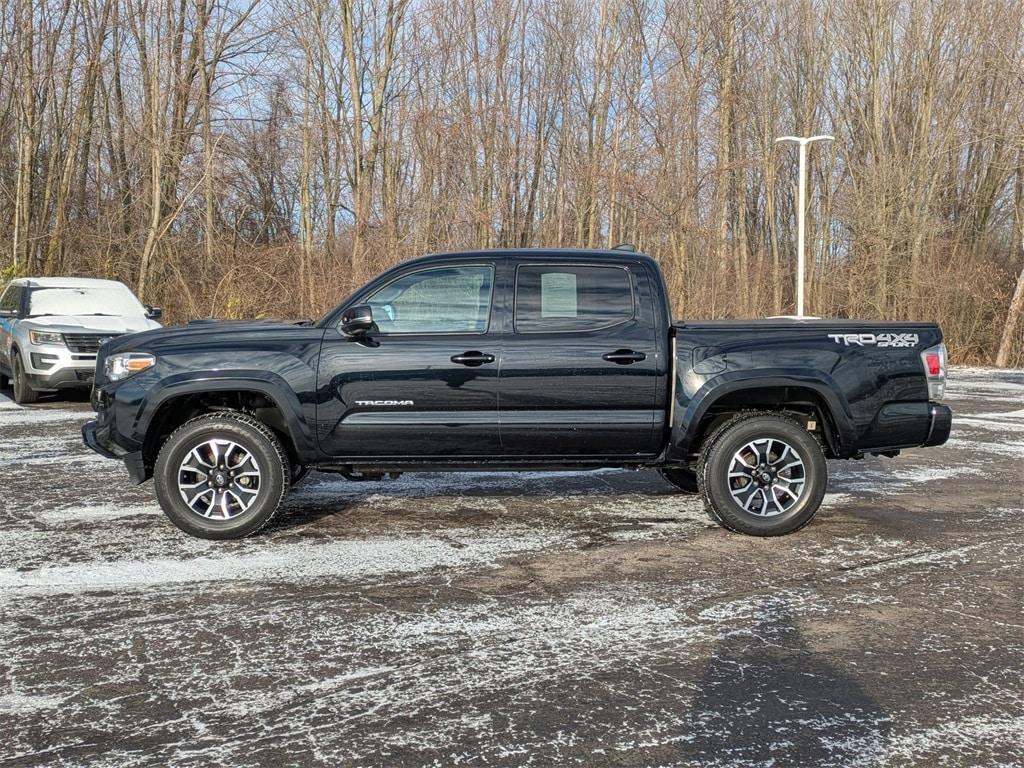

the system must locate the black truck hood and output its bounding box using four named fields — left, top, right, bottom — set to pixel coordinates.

left=104, top=319, right=320, bottom=355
